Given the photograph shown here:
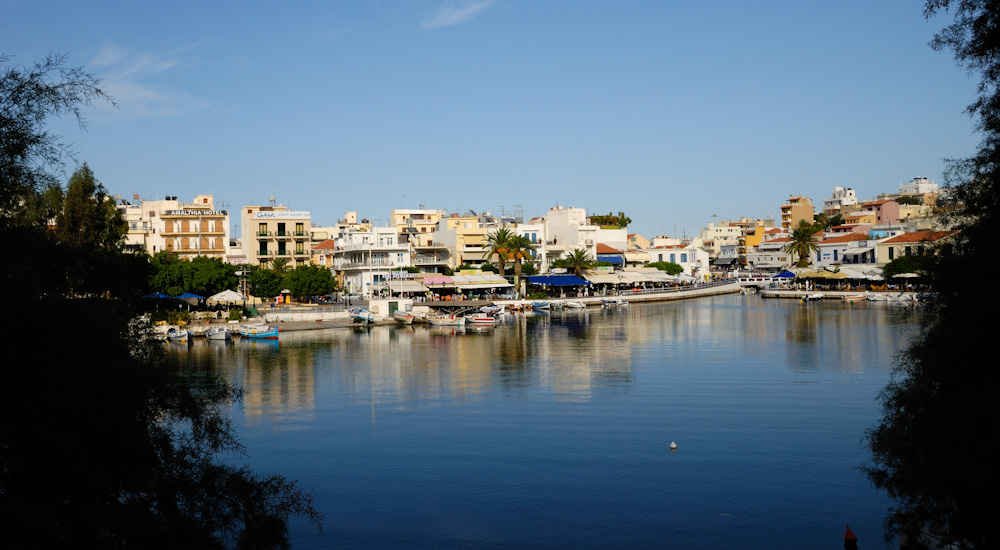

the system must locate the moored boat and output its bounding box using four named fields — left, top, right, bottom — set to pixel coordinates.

left=166, top=327, right=190, bottom=343
left=205, top=326, right=233, bottom=340
left=465, top=313, right=497, bottom=325
left=242, top=326, right=279, bottom=339
left=348, top=306, right=374, bottom=325
left=564, top=301, right=585, bottom=309
left=393, top=310, right=415, bottom=325
left=843, top=294, right=867, bottom=302
left=530, top=301, right=550, bottom=310
left=427, top=313, right=463, bottom=326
